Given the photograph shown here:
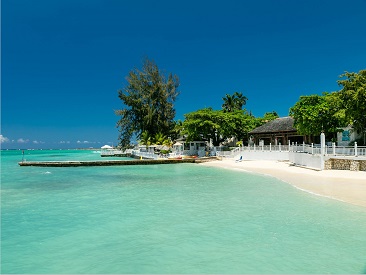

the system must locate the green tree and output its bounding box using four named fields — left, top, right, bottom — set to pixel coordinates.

left=289, top=93, right=345, bottom=142
left=139, top=131, right=152, bottom=148
left=115, top=58, right=179, bottom=148
left=233, top=91, right=248, bottom=110
left=171, top=120, right=184, bottom=141
left=182, top=108, right=221, bottom=144
left=337, top=69, right=366, bottom=144
left=153, top=132, right=166, bottom=145
left=255, top=111, right=279, bottom=127
left=182, top=108, right=255, bottom=146
left=222, top=92, right=248, bottom=112
left=220, top=110, right=257, bottom=143
left=222, top=94, right=235, bottom=112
